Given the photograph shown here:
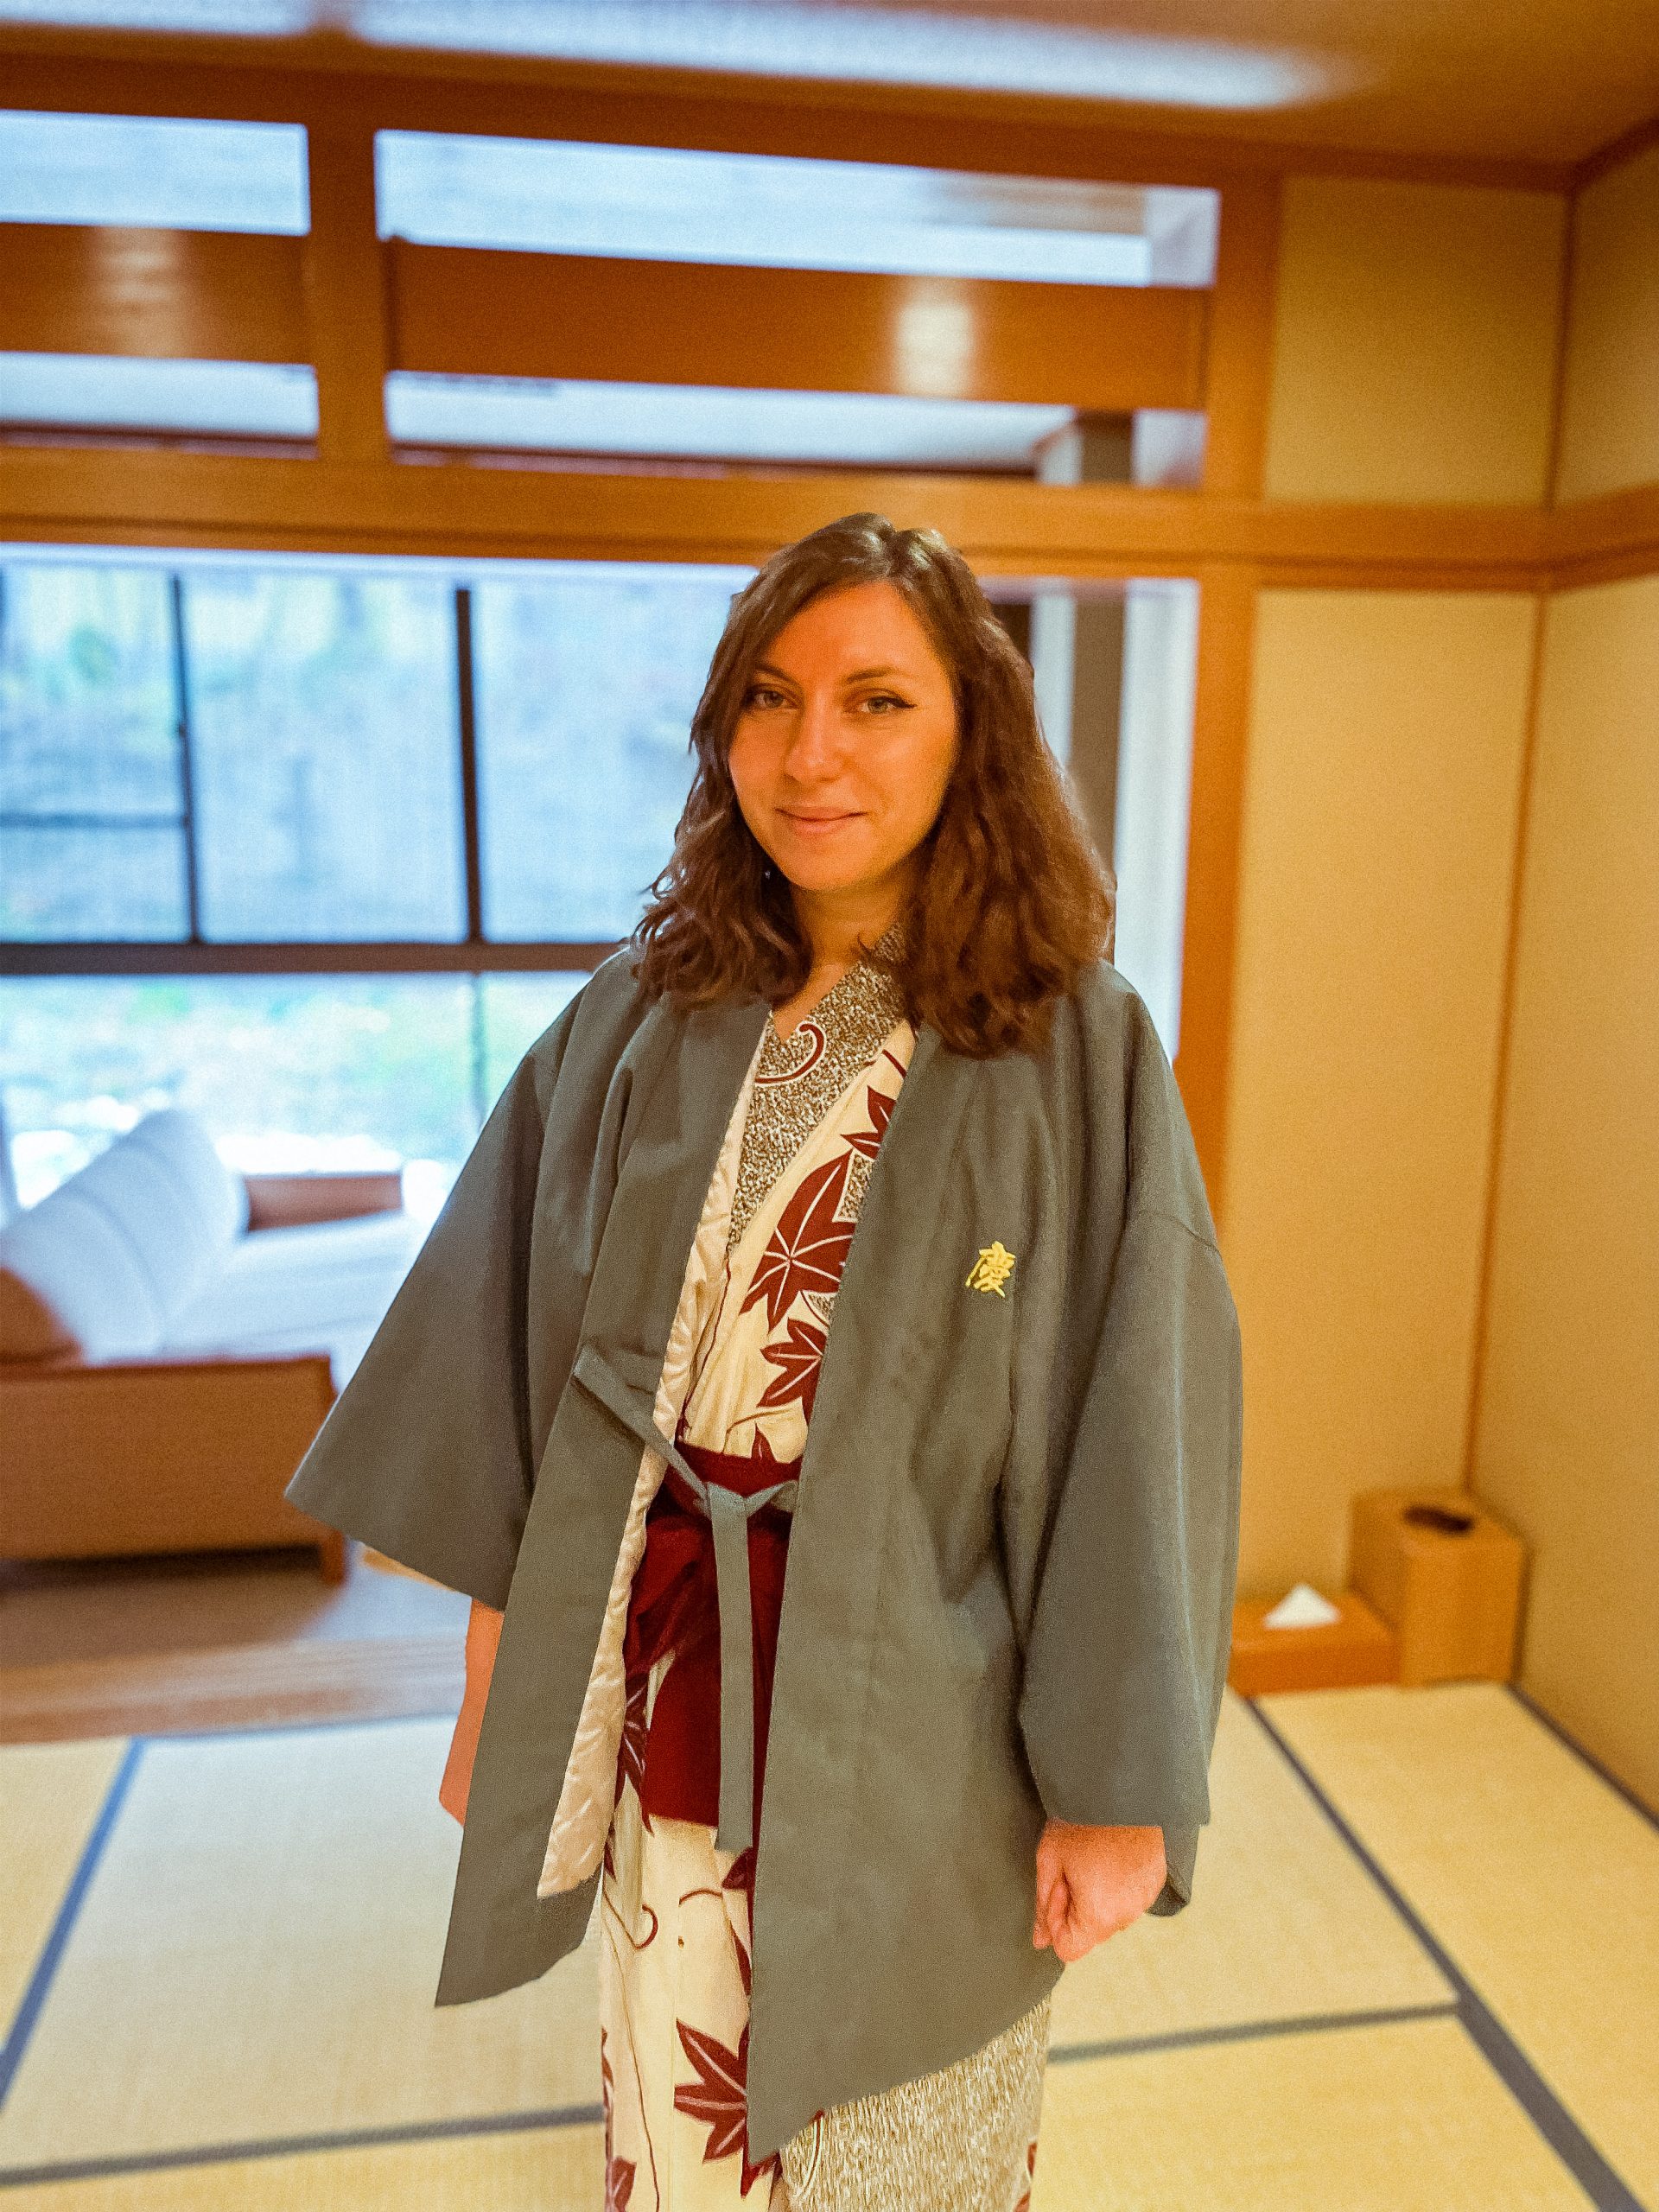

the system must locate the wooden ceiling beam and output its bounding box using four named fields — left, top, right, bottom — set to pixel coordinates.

left=0, top=224, right=308, bottom=364
left=388, top=245, right=1209, bottom=412
left=0, top=445, right=1573, bottom=586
